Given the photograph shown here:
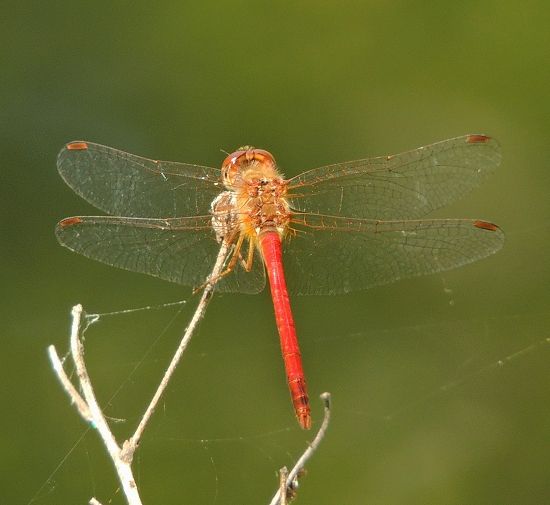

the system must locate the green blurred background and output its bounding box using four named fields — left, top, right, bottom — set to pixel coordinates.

left=3, top=1, right=550, bottom=503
